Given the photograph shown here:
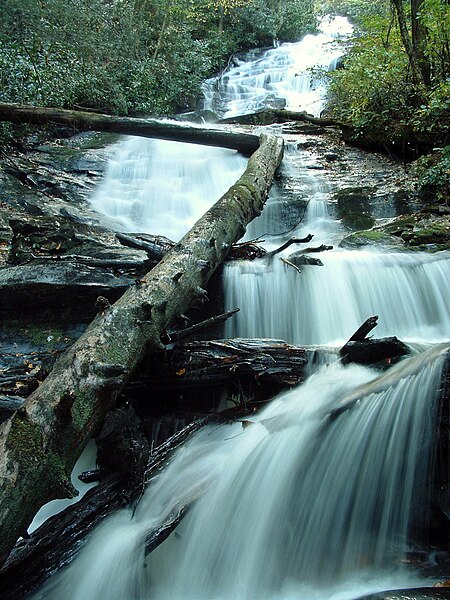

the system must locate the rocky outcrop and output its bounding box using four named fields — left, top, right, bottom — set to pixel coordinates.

left=340, top=207, right=450, bottom=252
